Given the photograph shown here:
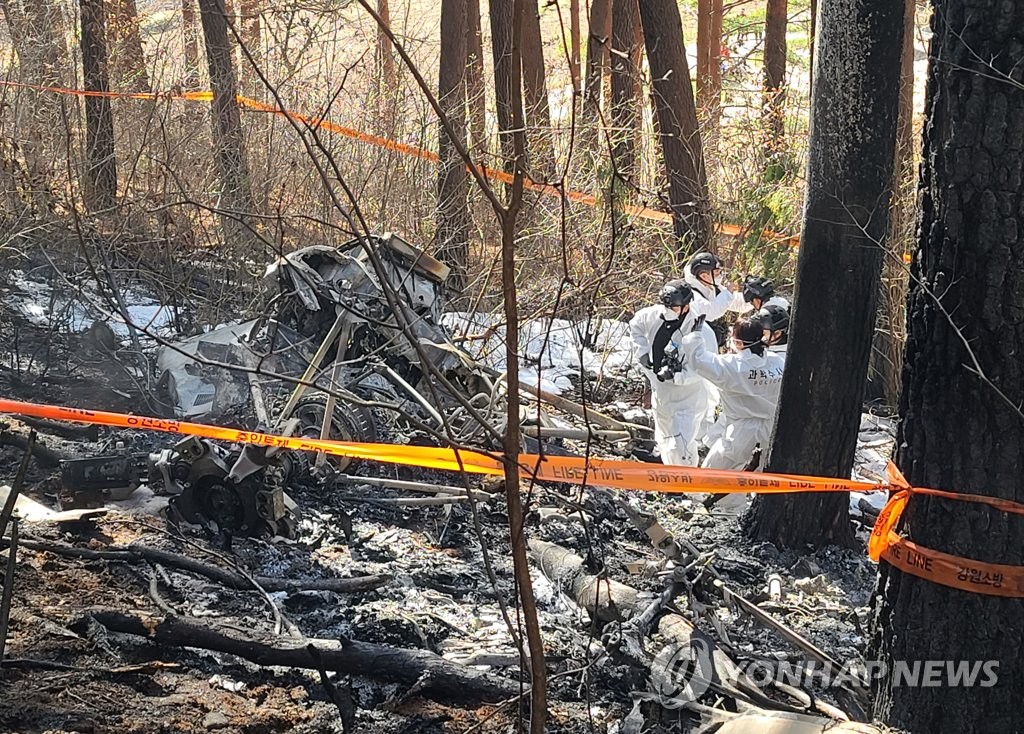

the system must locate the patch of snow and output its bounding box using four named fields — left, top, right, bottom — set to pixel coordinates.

left=442, top=311, right=639, bottom=394
left=6, top=269, right=177, bottom=344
